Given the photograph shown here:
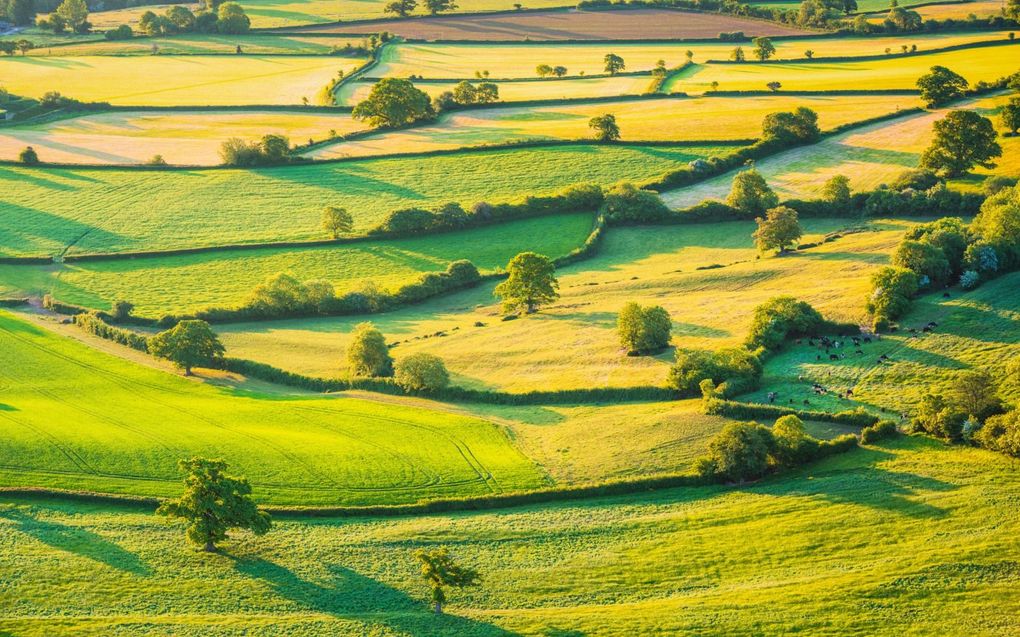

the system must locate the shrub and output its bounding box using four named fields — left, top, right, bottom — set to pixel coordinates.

left=375, top=207, right=435, bottom=235
left=148, top=320, right=224, bottom=375
left=753, top=205, right=802, bottom=253
left=744, top=297, right=825, bottom=353
left=959, top=269, right=980, bottom=289
left=110, top=299, right=134, bottom=322
left=892, top=239, right=951, bottom=288
left=394, top=352, right=450, bottom=392
left=916, top=65, right=968, bottom=107
left=727, top=168, right=778, bottom=217
left=494, top=252, right=559, bottom=314
left=347, top=322, right=393, bottom=377
left=695, top=421, right=775, bottom=483
left=761, top=107, right=820, bottom=145
left=104, top=24, right=132, bottom=39
left=866, top=266, right=919, bottom=326
left=973, top=410, right=1020, bottom=457
left=891, top=169, right=940, bottom=192
left=599, top=183, right=670, bottom=223
left=617, top=302, right=671, bottom=355
left=860, top=419, right=898, bottom=444
left=18, top=146, right=39, bottom=164
left=668, top=347, right=762, bottom=397
left=910, top=393, right=966, bottom=441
